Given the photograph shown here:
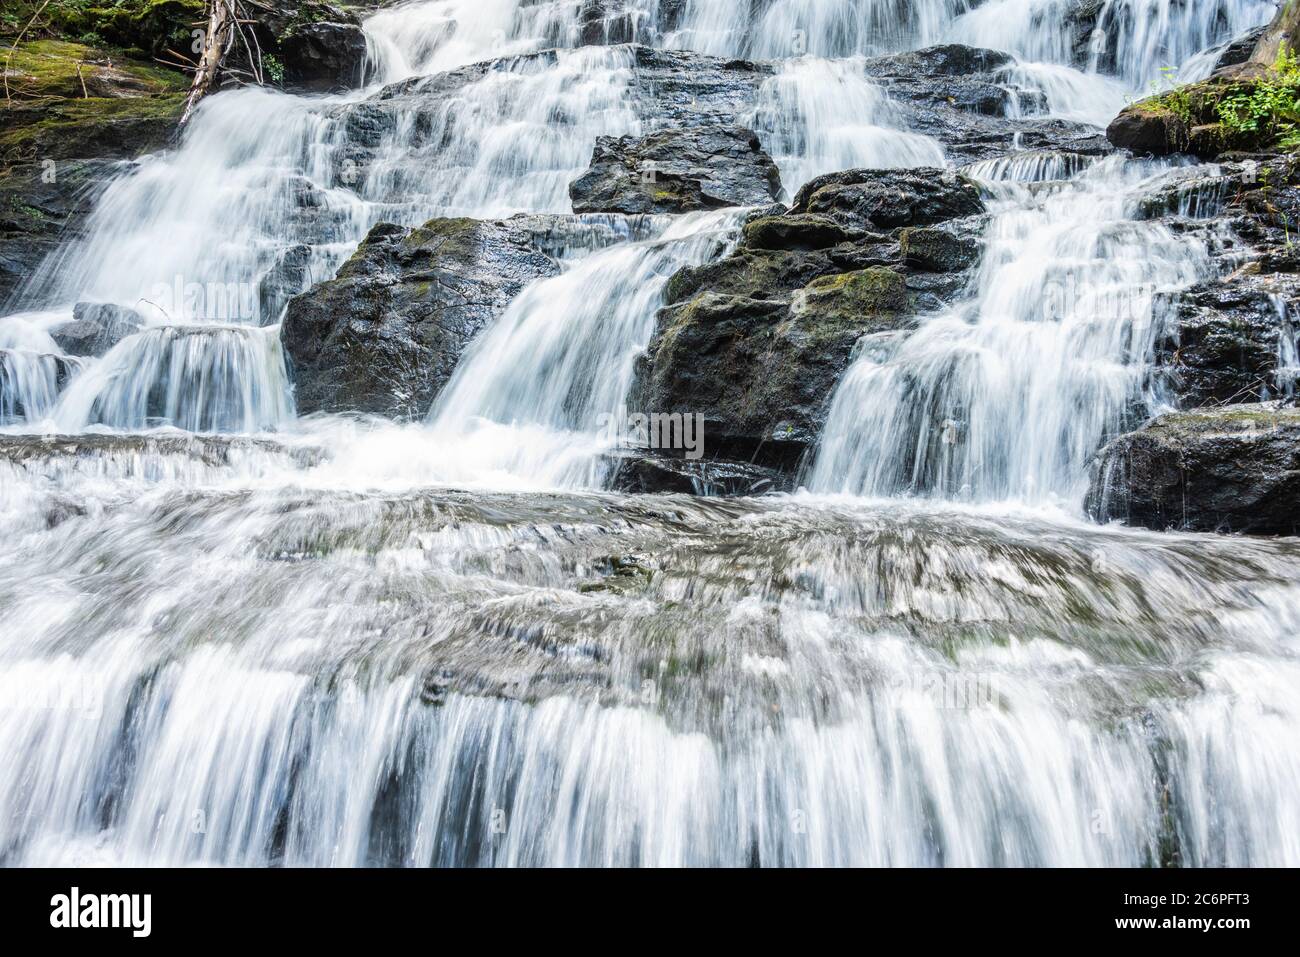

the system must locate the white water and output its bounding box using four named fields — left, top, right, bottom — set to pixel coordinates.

left=0, top=0, right=1296, bottom=868
left=810, top=156, right=1214, bottom=503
